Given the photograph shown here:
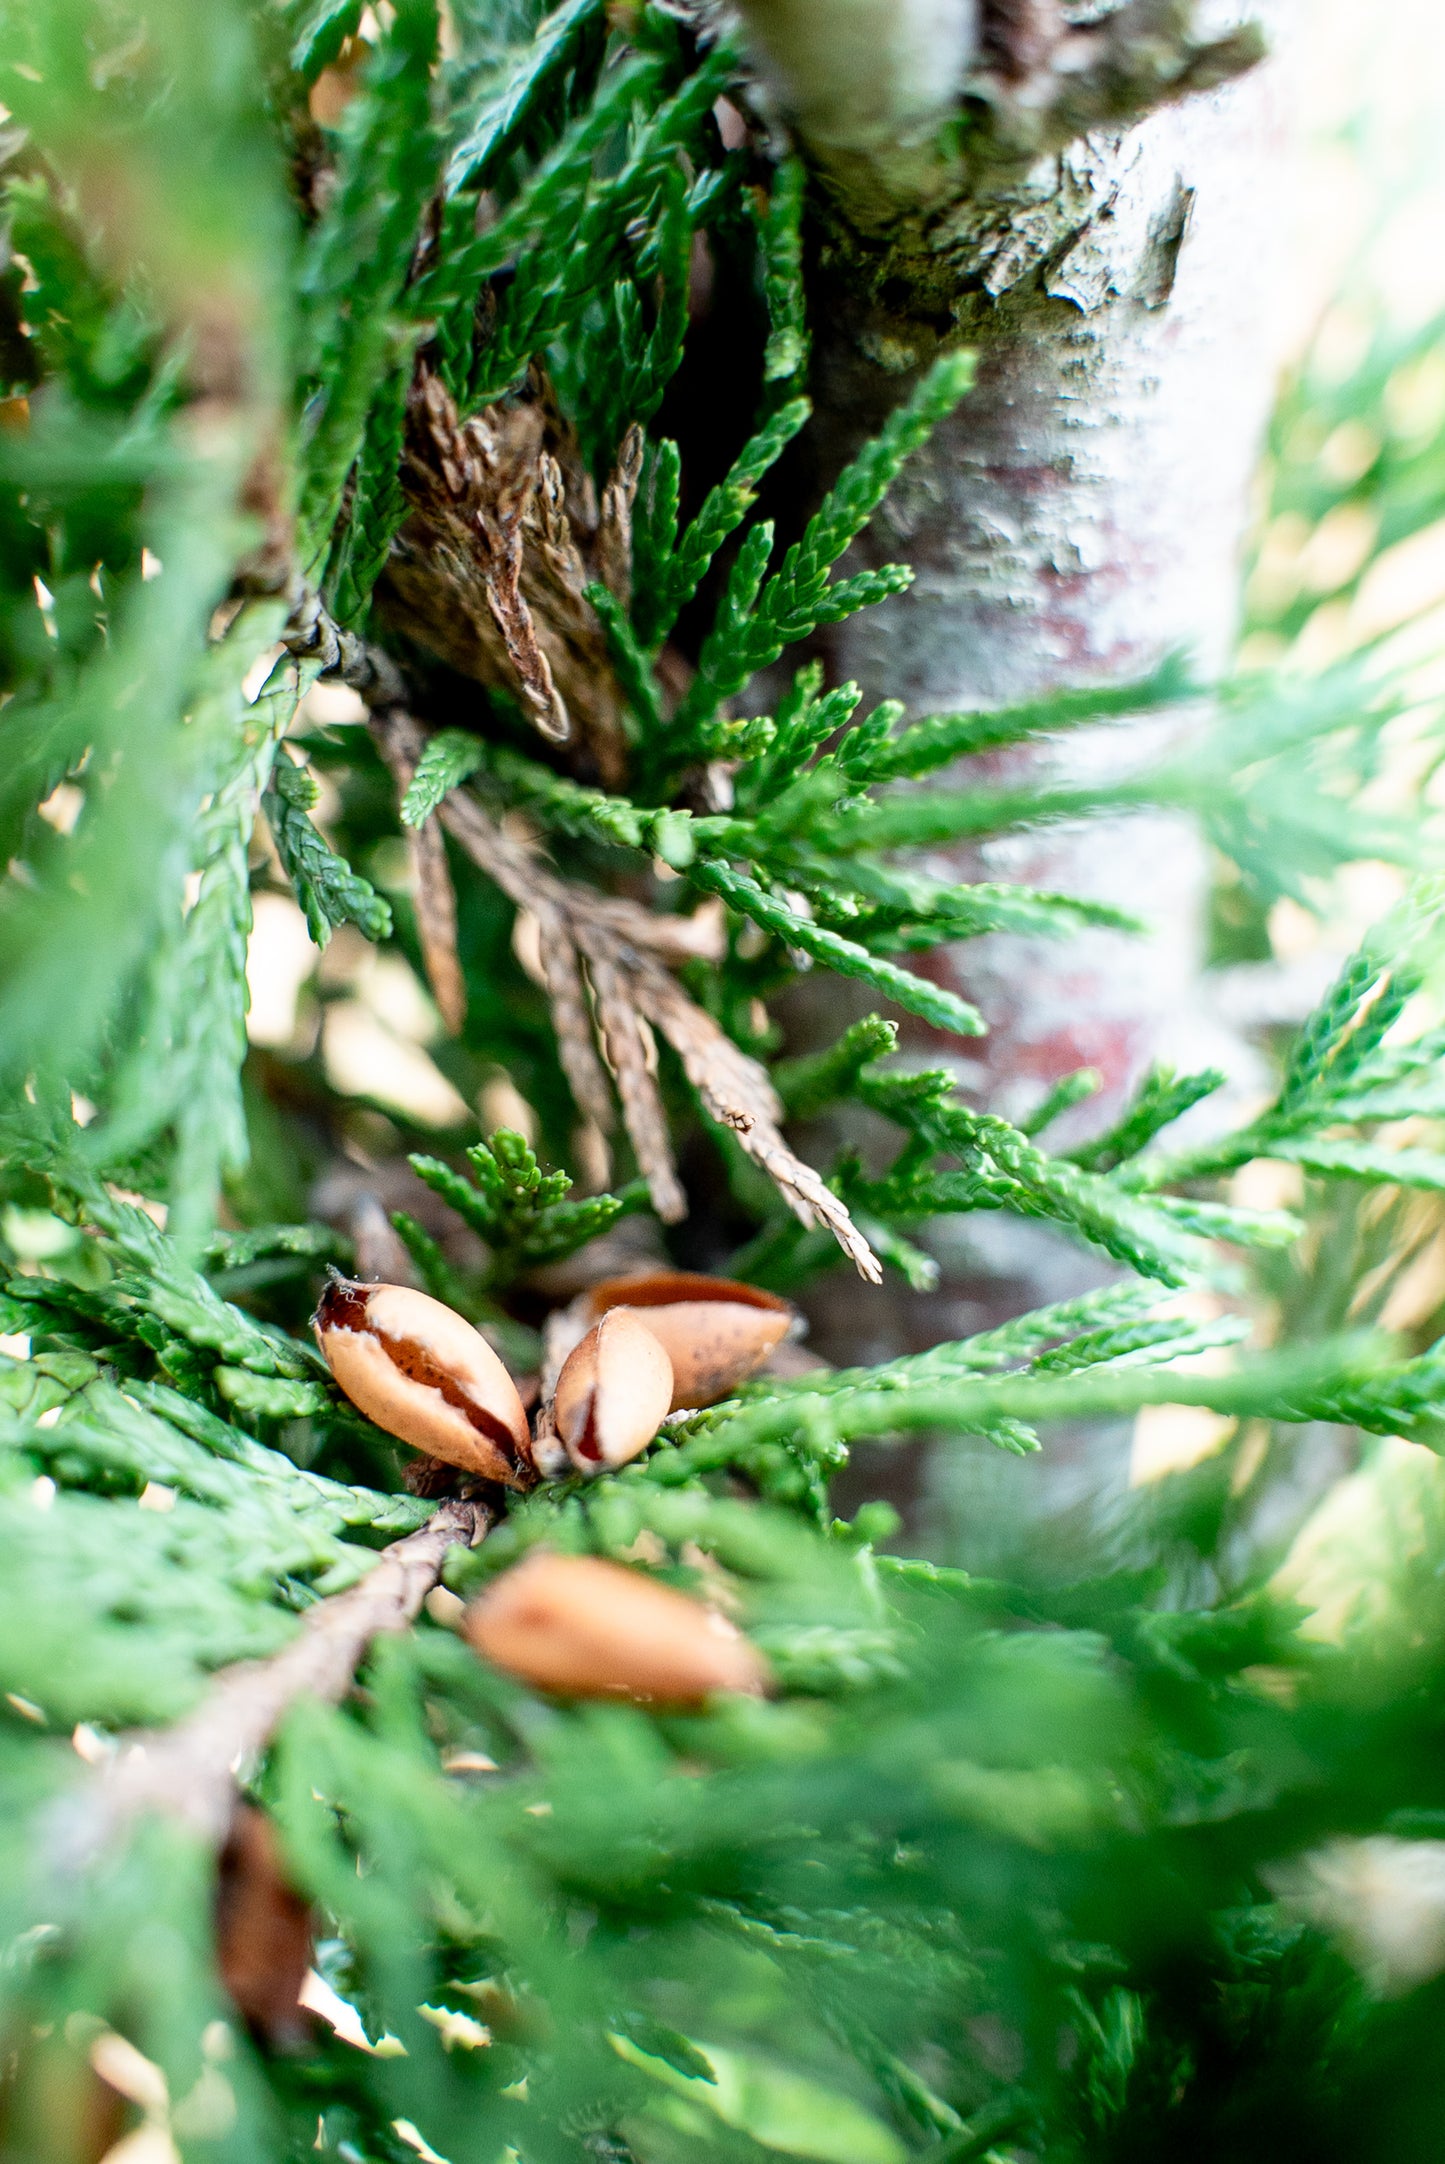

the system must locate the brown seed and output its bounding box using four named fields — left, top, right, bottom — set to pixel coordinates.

left=215, top=1805, right=315, bottom=2051
left=314, top=1275, right=531, bottom=1483
left=581, top=1270, right=794, bottom=1409
left=553, top=1308, right=673, bottom=1473
left=463, top=1551, right=769, bottom=1702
